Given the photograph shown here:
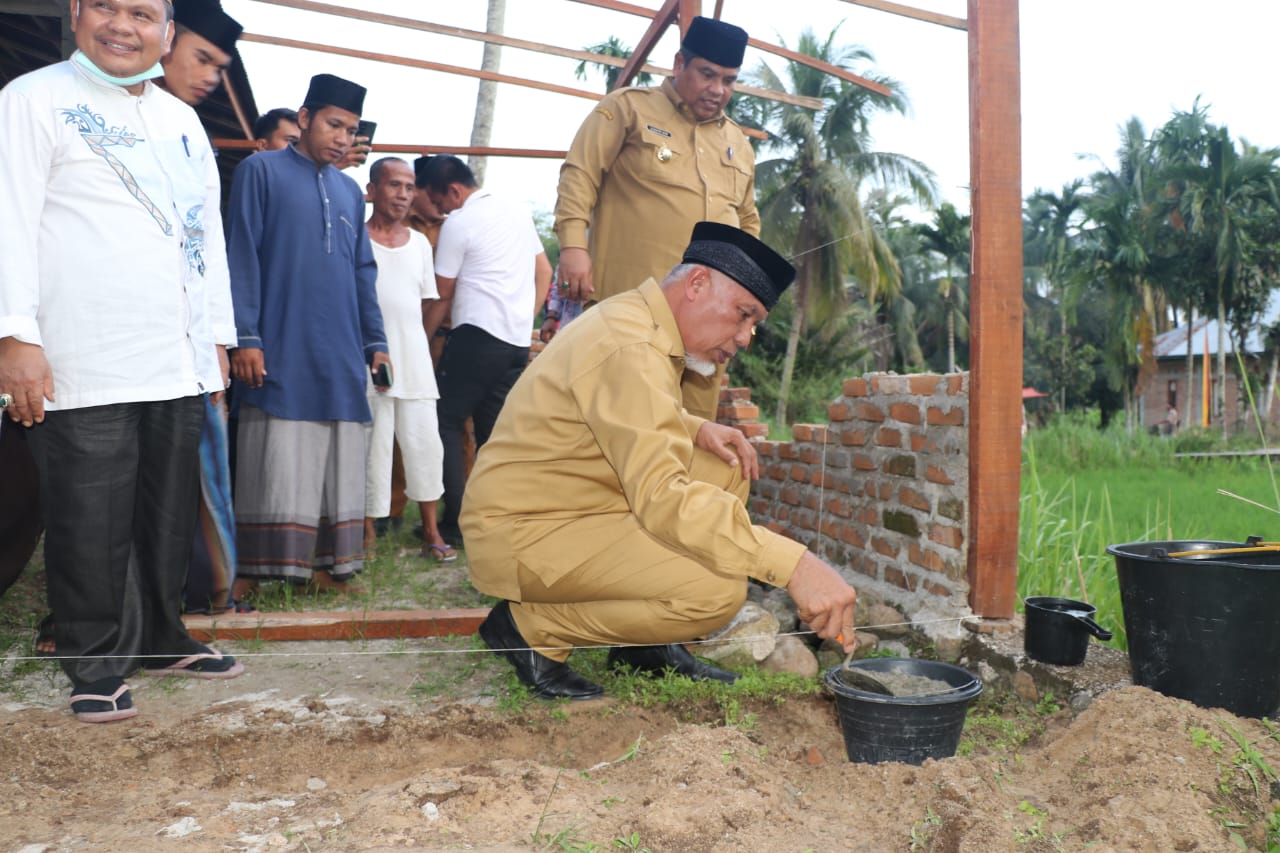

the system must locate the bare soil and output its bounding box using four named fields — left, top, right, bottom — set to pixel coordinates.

left=3, top=637, right=1279, bottom=853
